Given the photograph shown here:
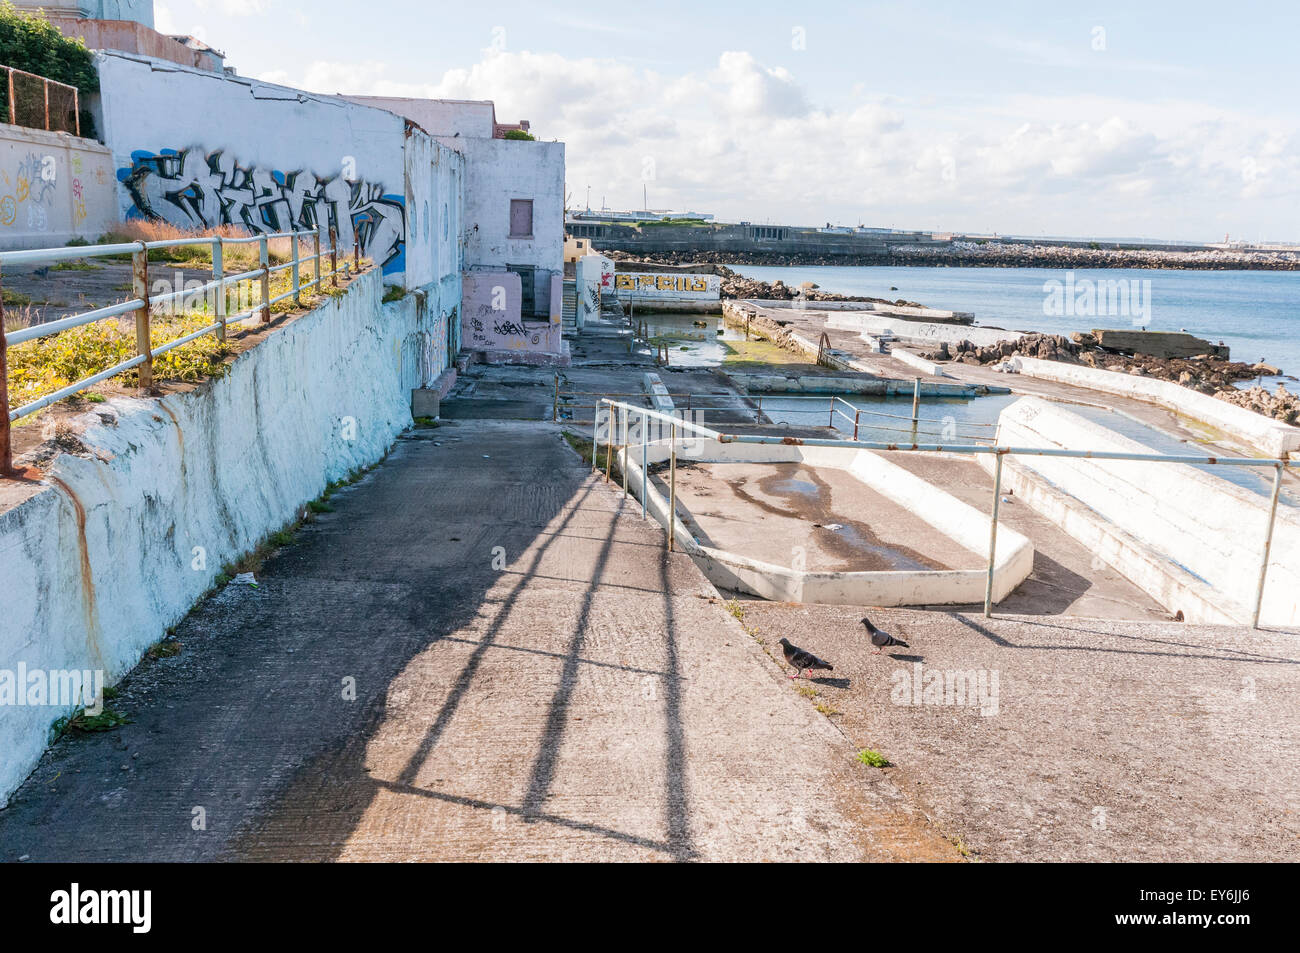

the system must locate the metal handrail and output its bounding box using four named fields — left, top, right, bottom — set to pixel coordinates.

left=1, top=227, right=366, bottom=474
left=594, top=398, right=1297, bottom=629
